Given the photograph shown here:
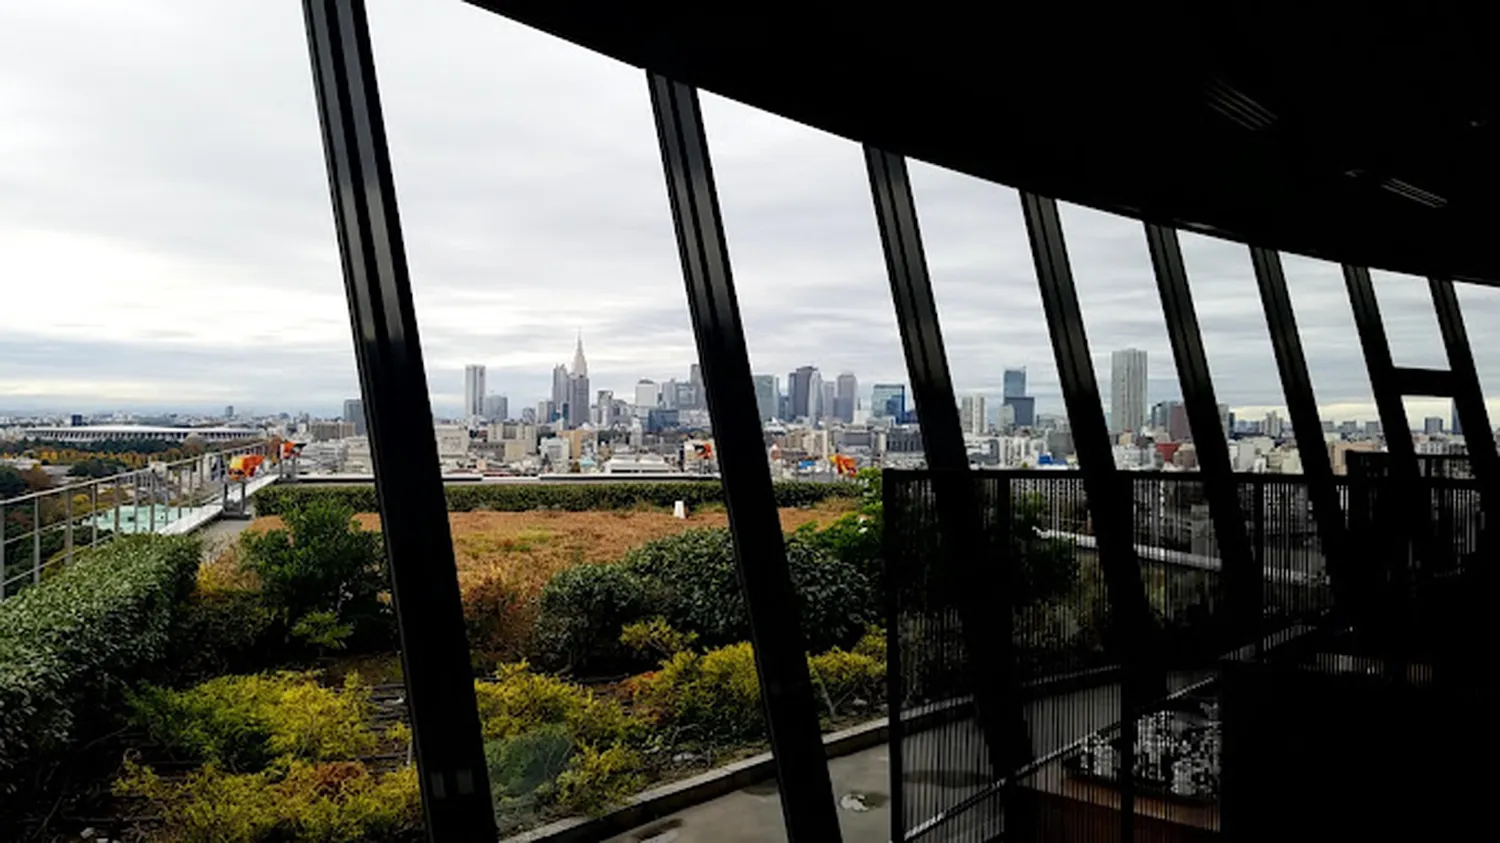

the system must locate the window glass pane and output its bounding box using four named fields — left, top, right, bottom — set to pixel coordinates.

left=1454, top=282, right=1500, bottom=434
left=1280, top=254, right=1380, bottom=453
